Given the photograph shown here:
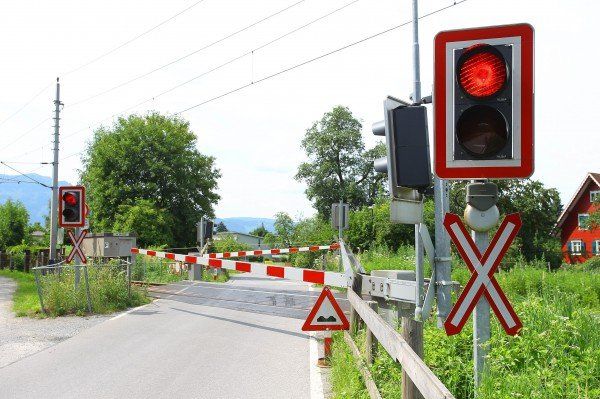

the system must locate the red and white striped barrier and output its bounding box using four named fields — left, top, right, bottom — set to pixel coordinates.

left=206, top=243, right=340, bottom=259
left=131, top=248, right=349, bottom=288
